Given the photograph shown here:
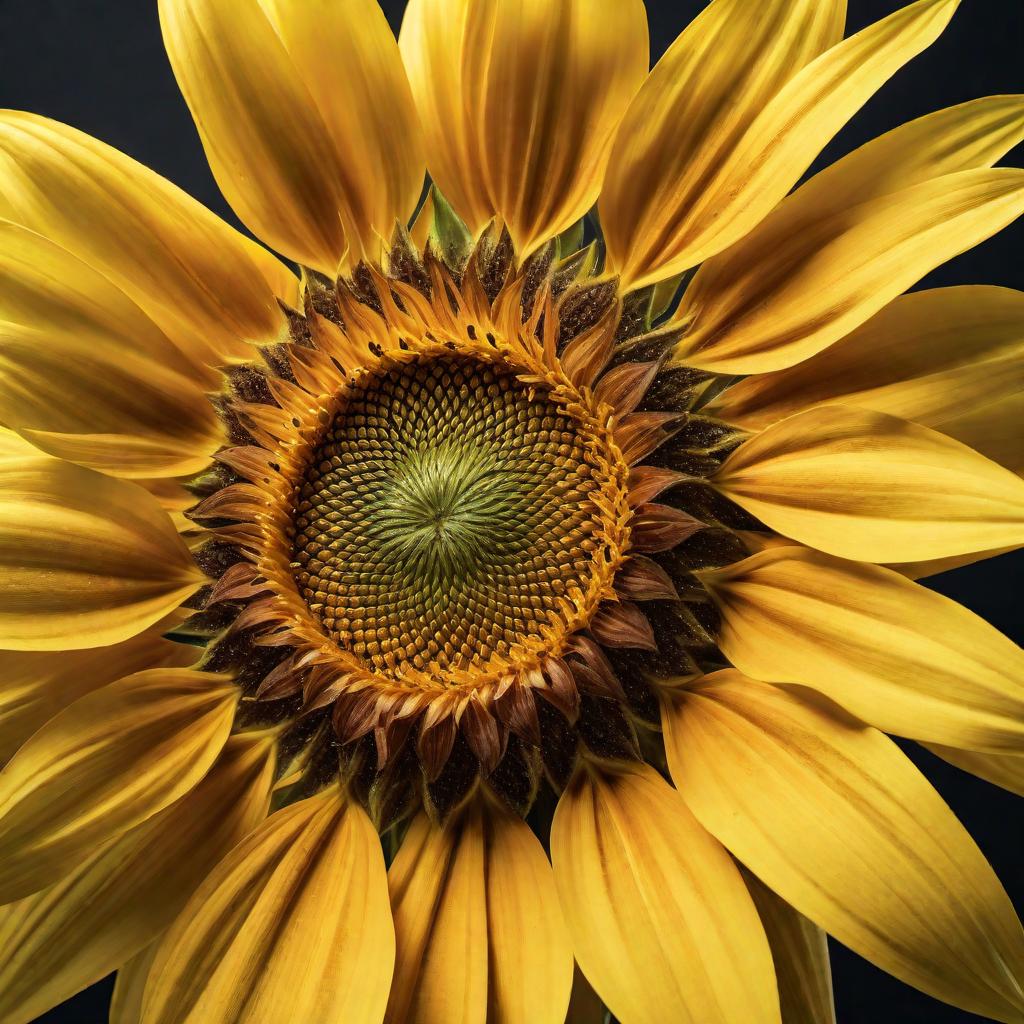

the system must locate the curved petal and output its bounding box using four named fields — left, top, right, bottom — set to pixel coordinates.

left=0, top=454, right=203, bottom=651
left=0, top=733, right=273, bottom=1024
left=0, top=621, right=195, bottom=766
left=709, top=286, right=1024, bottom=434
left=142, top=787, right=394, bottom=1024
left=160, top=0, right=422, bottom=275
left=713, top=406, right=1024, bottom=562
left=111, top=945, right=160, bottom=1024
left=385, top=799, right=573, bottom=1024
left=662, top=672, right=1024, bottom=1022
left=0, top=112, right=294, bottom=369
left=400, top=0, right=648, bottom=258
left=925, top=744, right=1024, bottom=798
left=601, top=0, right=845, bottom=290
left=701, top=546, right=1024, bottom=753
left=0, top=225, right=223, bottom=478
left=741, top=868, right=836, bottom=1024
left=934, top=390, right=1024, bottom=476
left=0, top=668, right=238, bottom=903
left=673, top=168, right=1024, bottom=374
left=612, top=0, right=958, bottom=288
left=550, top=761, right=780, bottom=1024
